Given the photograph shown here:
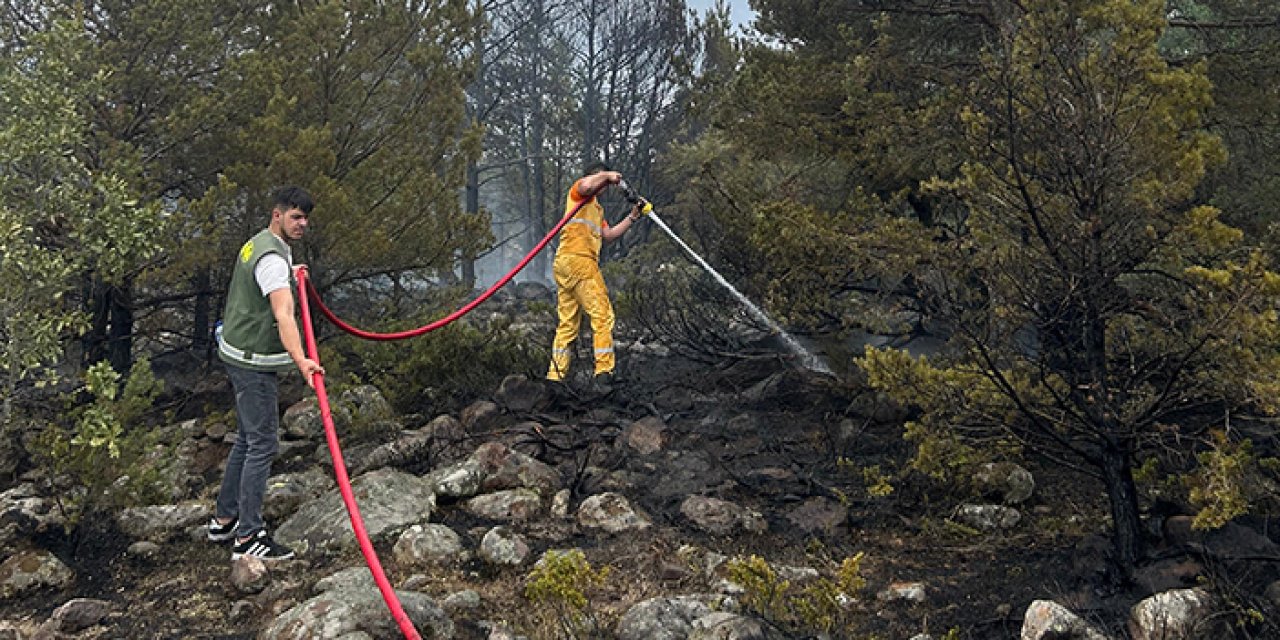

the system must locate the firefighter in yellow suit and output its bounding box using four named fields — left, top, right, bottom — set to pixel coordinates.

left=546, top=162, right=646, bottom=385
